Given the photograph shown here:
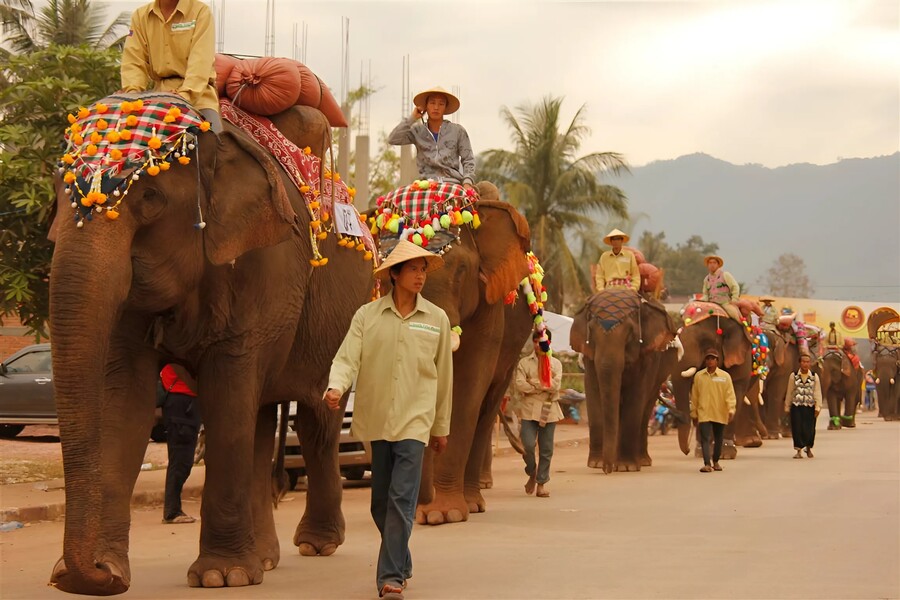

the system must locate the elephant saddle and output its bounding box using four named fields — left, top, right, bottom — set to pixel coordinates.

left=681, top=301, right=729, bottom=328
left=578, top=289, right=641, bottom=332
